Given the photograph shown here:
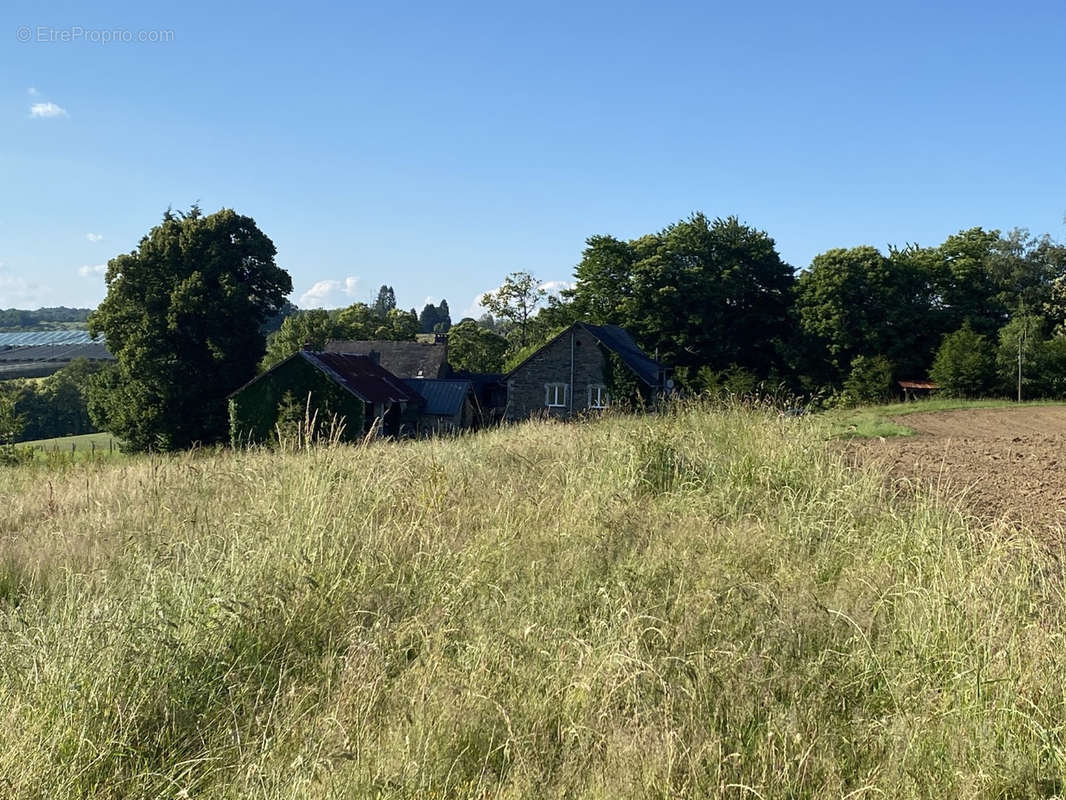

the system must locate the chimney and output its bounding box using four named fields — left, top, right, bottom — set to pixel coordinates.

left=301, top=341, right=314, bottom=351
